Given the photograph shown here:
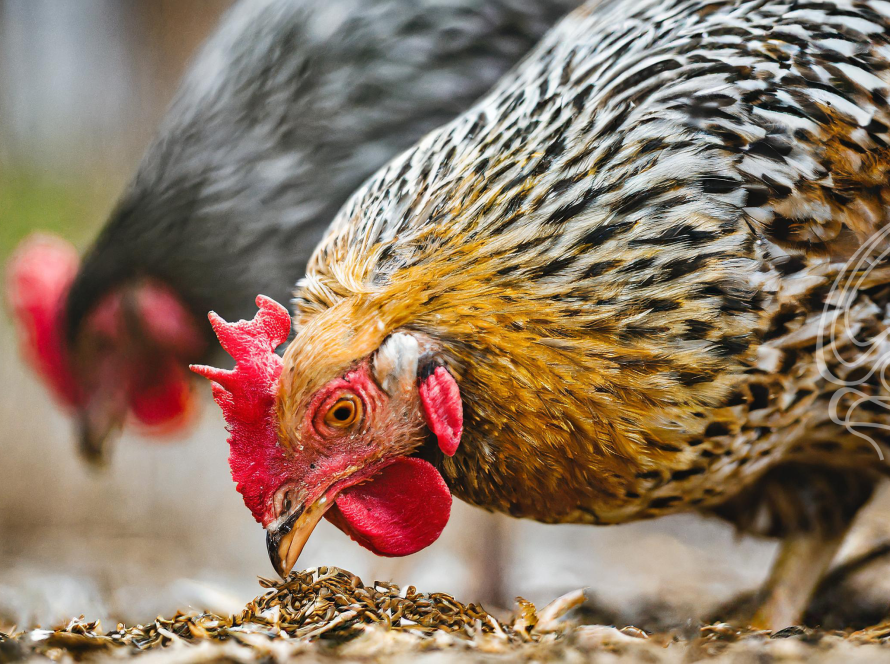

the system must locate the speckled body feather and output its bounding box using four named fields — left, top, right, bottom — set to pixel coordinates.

left=286, top=0, right=890, bottom=535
